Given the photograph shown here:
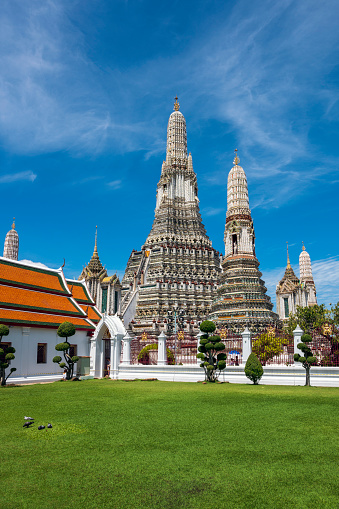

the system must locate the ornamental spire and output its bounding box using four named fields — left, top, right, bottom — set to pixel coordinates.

left=94, top=225, right=98, bottom=254
left=233, top=148, right=240, bottom=166
left=12, top=217, right=15, bottom=229
left=286, top=241, right=291, bottom=268
left=174, top=96, right=180, bottom=111
left=3, top=218, right=19, bottom=260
